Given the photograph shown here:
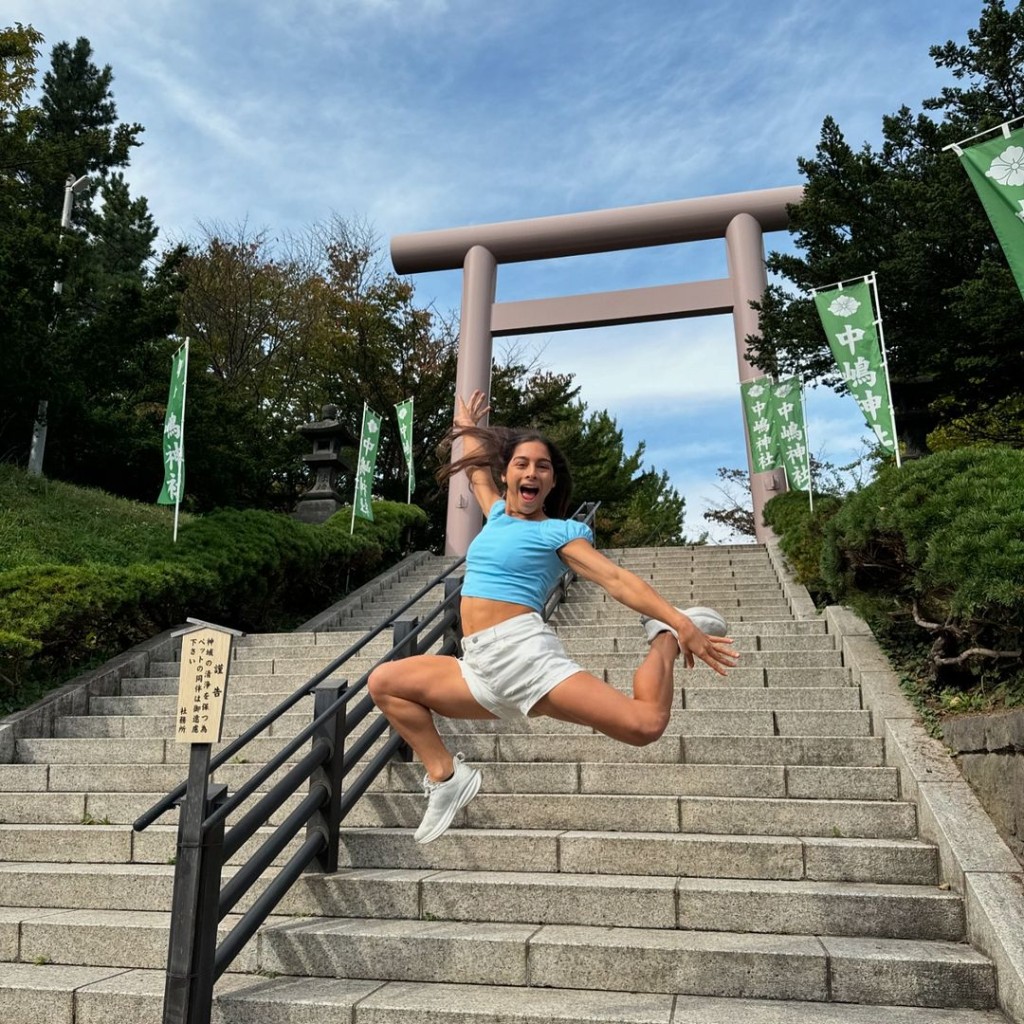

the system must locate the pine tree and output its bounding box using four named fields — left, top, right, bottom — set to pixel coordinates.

left=749, top=0, right=1024, bottom=454
left=0, top=29, right=177, bottom=481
